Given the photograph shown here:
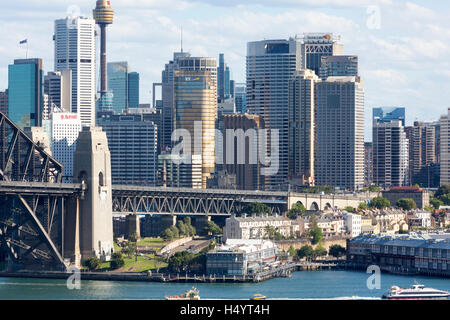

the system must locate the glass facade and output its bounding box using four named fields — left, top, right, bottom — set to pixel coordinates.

left=127, top=72, right=139, bottom=108
left=8, top=59, right=43, bottom=129
left=107, top=62, right=129, bottom=114
left=373, top=107, right=406, bottom=126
